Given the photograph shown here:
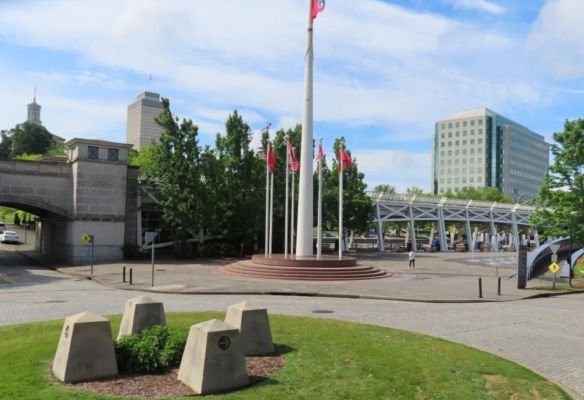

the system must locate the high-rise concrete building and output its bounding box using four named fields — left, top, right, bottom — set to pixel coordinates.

left=126, top=91, right=164, bottom=150
left=432, top=108, right=549, bottom=201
